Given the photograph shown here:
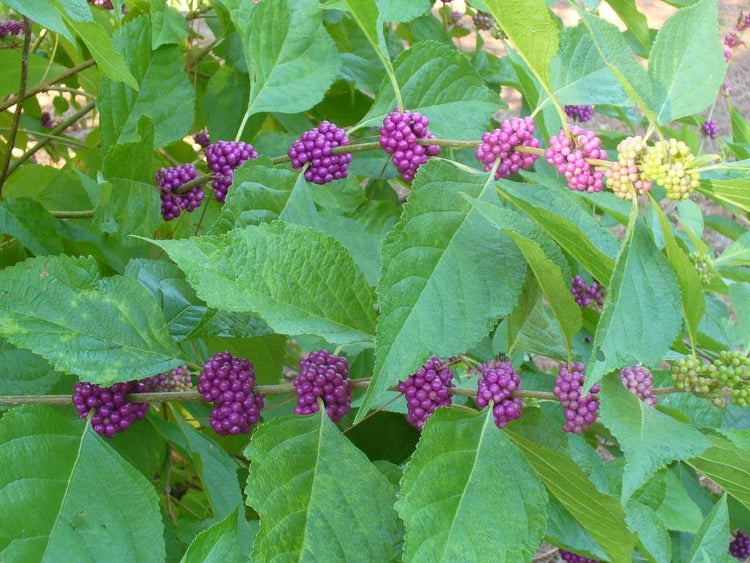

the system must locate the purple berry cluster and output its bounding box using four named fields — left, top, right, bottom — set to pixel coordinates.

left=72, top=381, right=149, bottom=438
left=194, top=129, right=210, bottom=148
left=564, top=105, right=594, bottom=123
left=475, top=360, right=523, bottom=428
left=205, top=140, right=258, bottom=203
left=730, top=530, right=750, bottom=560
left=380, top=108, right=440, bottom=182
left=619, top=365, right=658, bottom=407
left=702, top=119, right=719, bottom=139
left=136, top=365, right=193, bottom=393
left=288, top=121, right=352, bottom=185
left=41, top=111, right=54, bottom=130
left=473, top=11, right=494, bottom=31
left=397, top=356, right=454, bottom=430
left=293, top=350, right=352, bottom=422
left=571, top=276, right=604, bottom=309
left=554, top=363, right=600, bottom=434
left=545, top=126, right=607, bottom=192
left=559, top=550, right=599, bottom=563
left=198, top=352, right=264, bottom=435
left=0, top=19, right=24, bottom=38
left=475, top=117, right=541, bottom=179
left=155, top=164, right=205, bottom=221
